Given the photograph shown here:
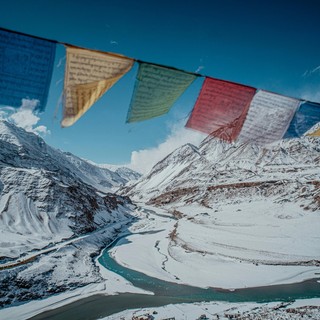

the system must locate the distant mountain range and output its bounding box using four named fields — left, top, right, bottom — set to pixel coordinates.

left=122, top=134, right=320, bottom=210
